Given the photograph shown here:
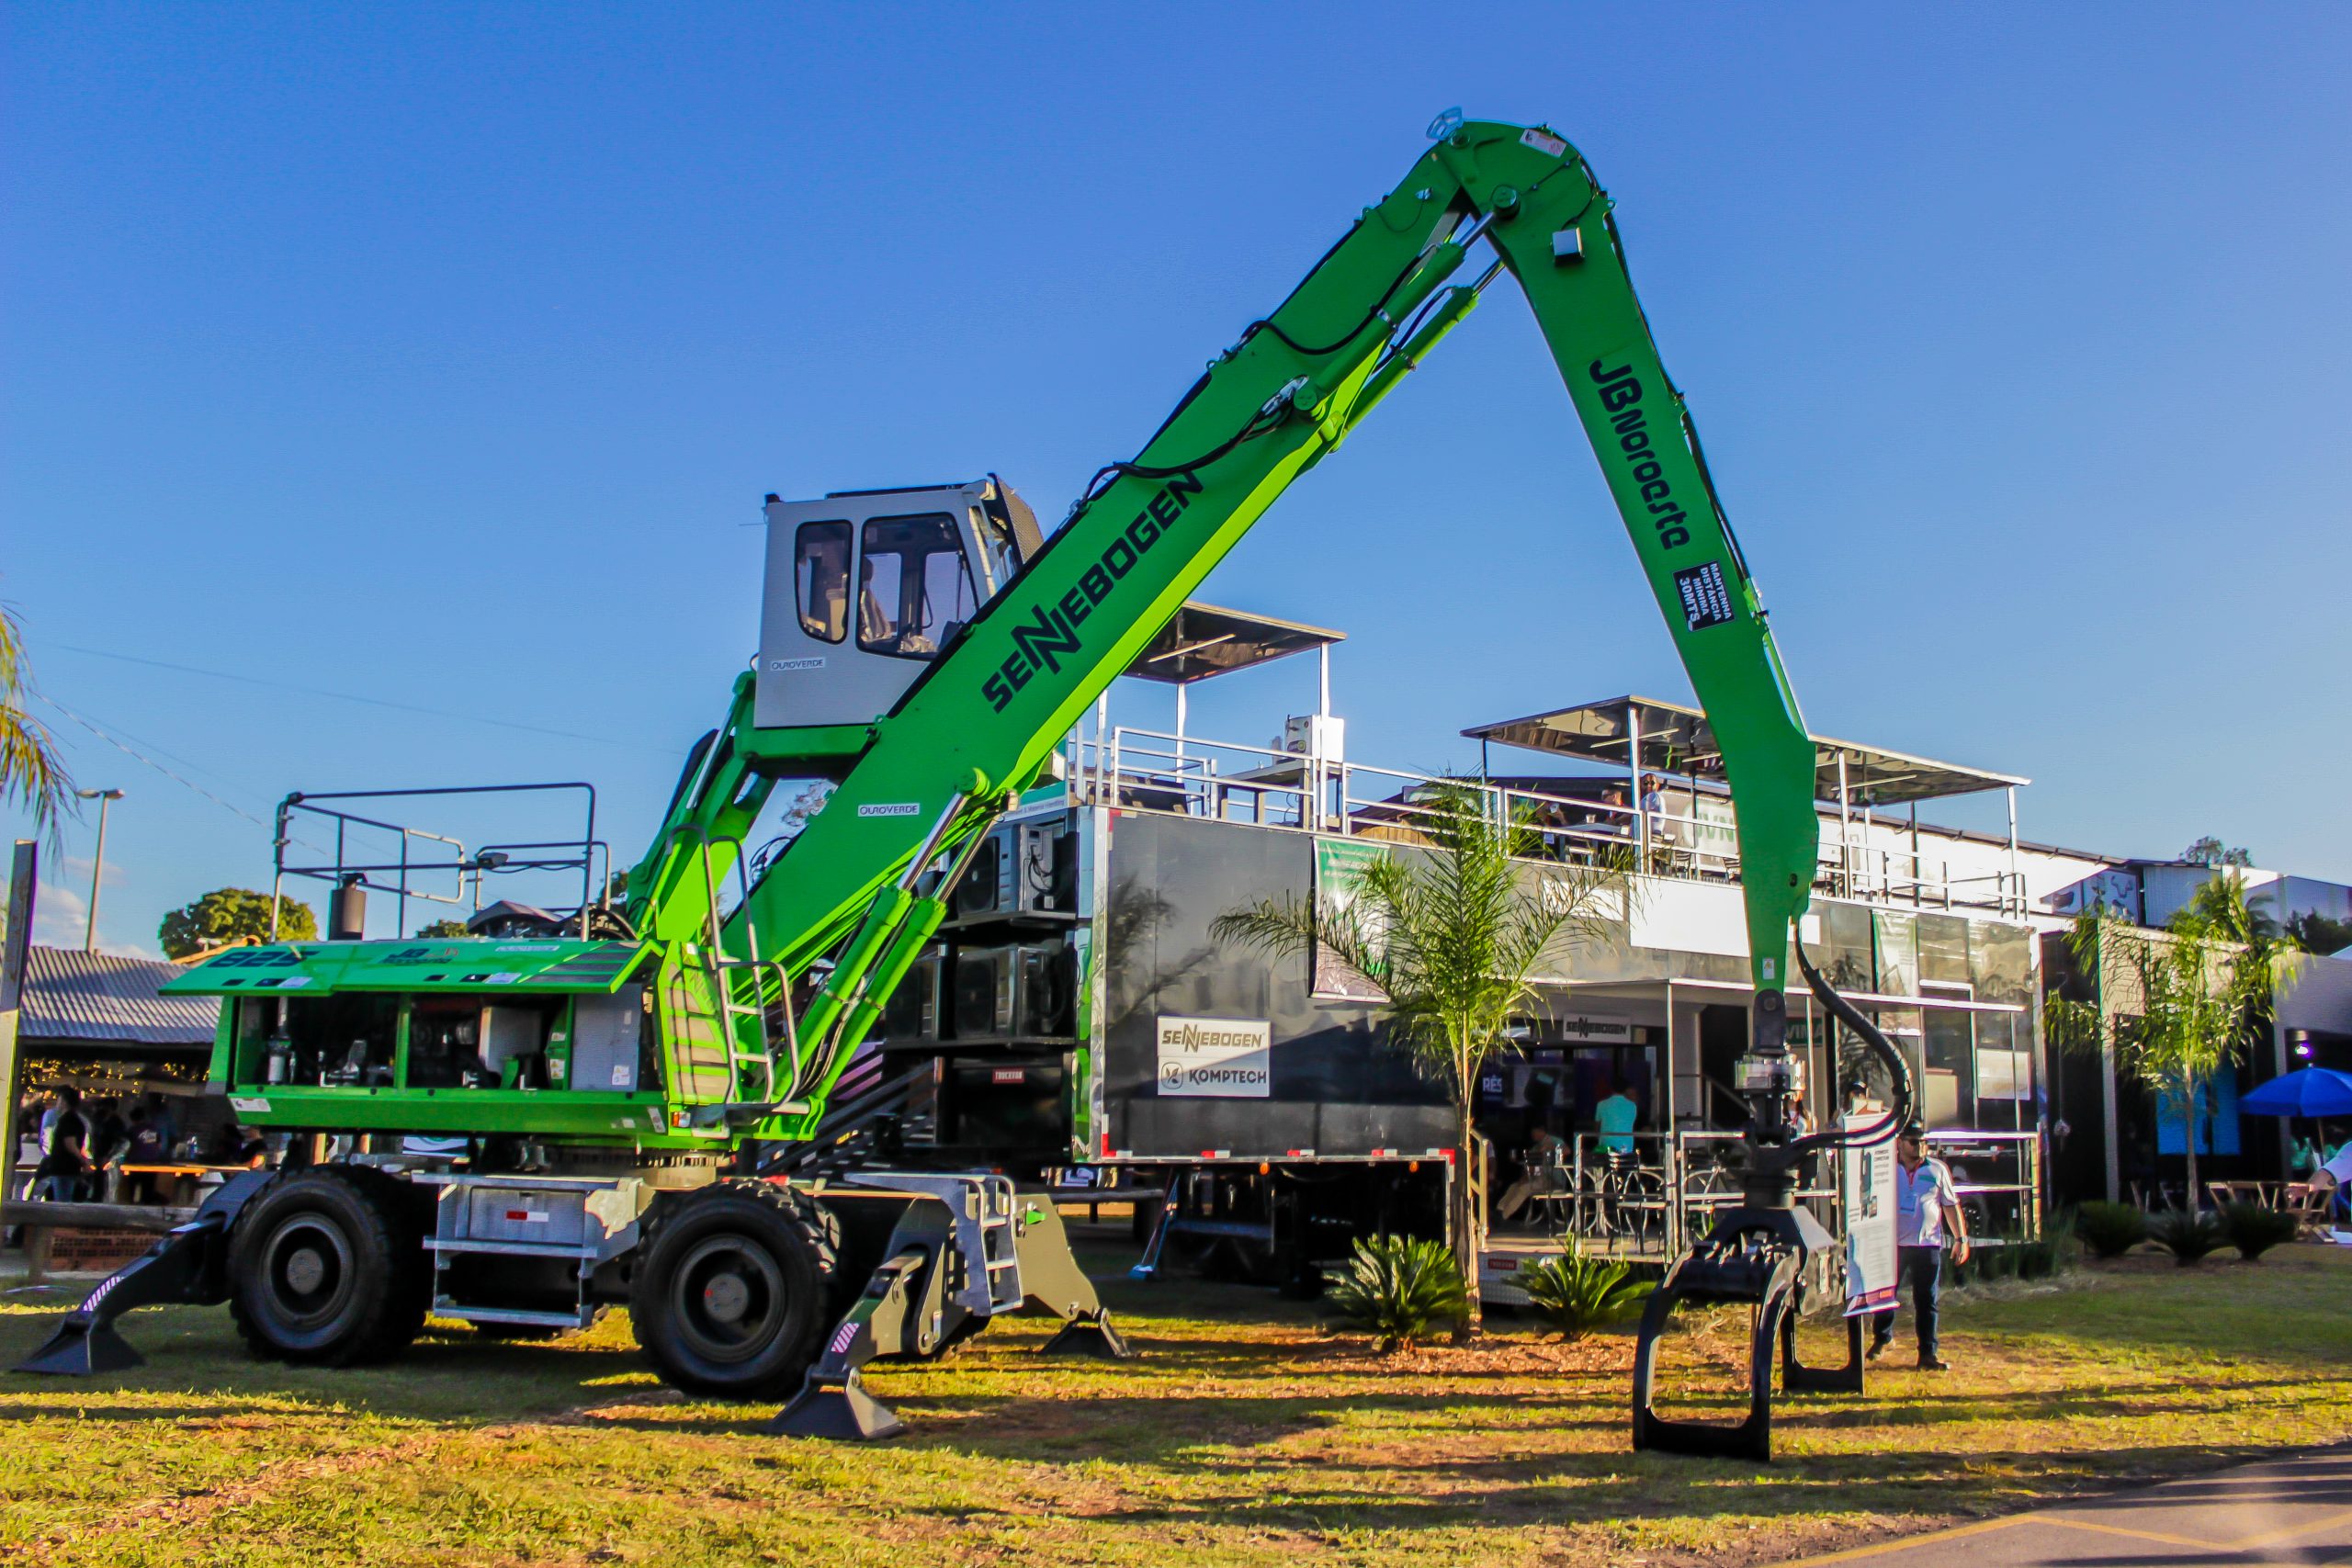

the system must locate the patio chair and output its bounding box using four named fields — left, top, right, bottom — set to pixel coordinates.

left=2283, top=1183, right=2334, bottom=1240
